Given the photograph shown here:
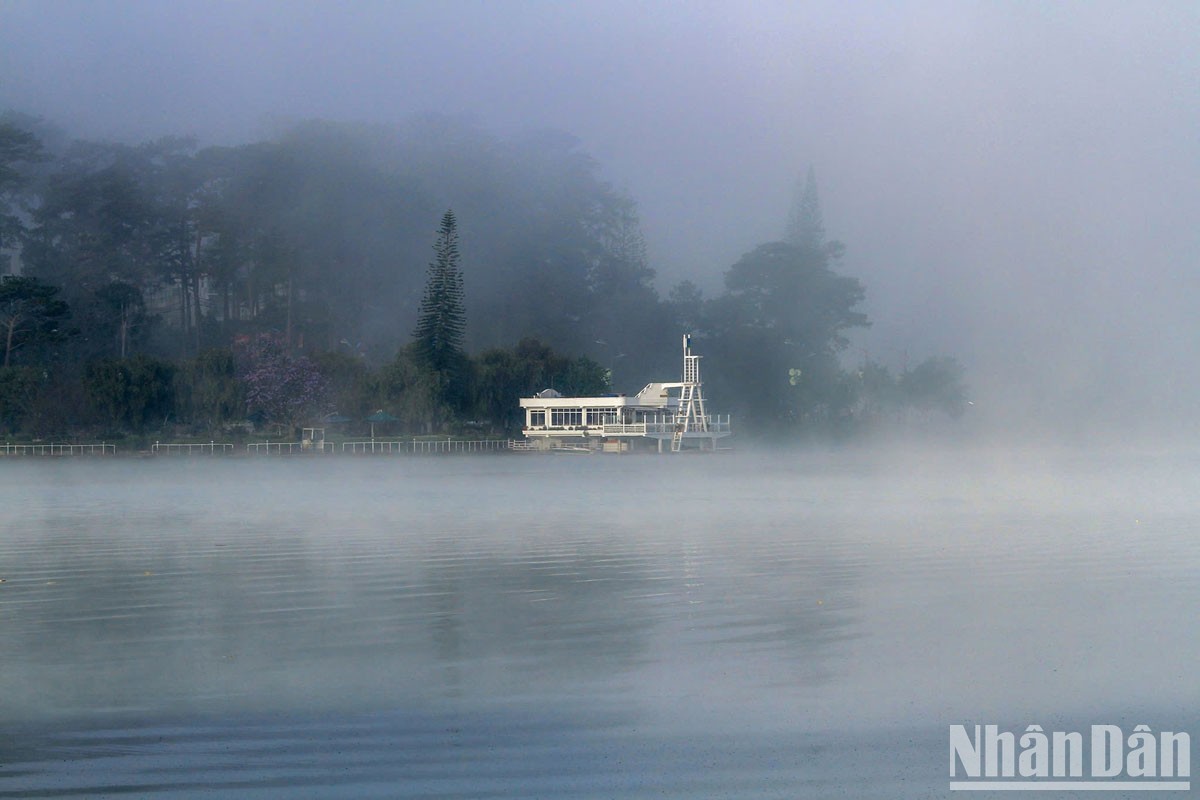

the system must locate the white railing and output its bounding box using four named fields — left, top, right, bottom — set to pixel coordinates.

left=152, top=442, right=234, bottom=455
left=246, top=441, right=333, bottom=455
left=601, top=423, right=648, bottom=435
left=0, top=443, right=116, bottom=456
left=600, top=415, right=732, bottom=436
left=343, top=439, right=510, bottom=455
left=424, top=441, right=508, bottom=453
left=508, top=439, right=601, bottom=453
left=343, top=440, right=407, bottom=454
